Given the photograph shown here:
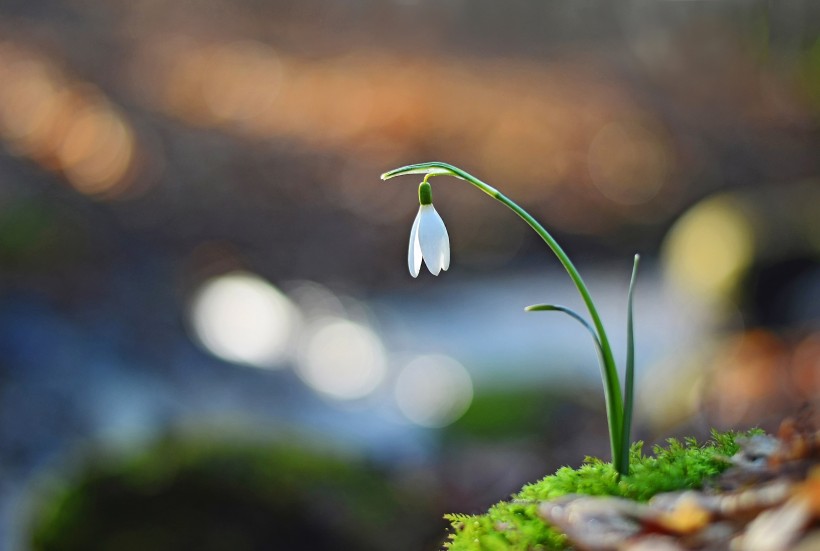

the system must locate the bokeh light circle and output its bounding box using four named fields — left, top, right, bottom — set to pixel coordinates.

left=394, top=355, right=473, bottom=428
left=297, top=318, right=387, bottom=401
left=662, top=194, right=755, bottom=301
left=190, top=272, right=297, bottom=368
